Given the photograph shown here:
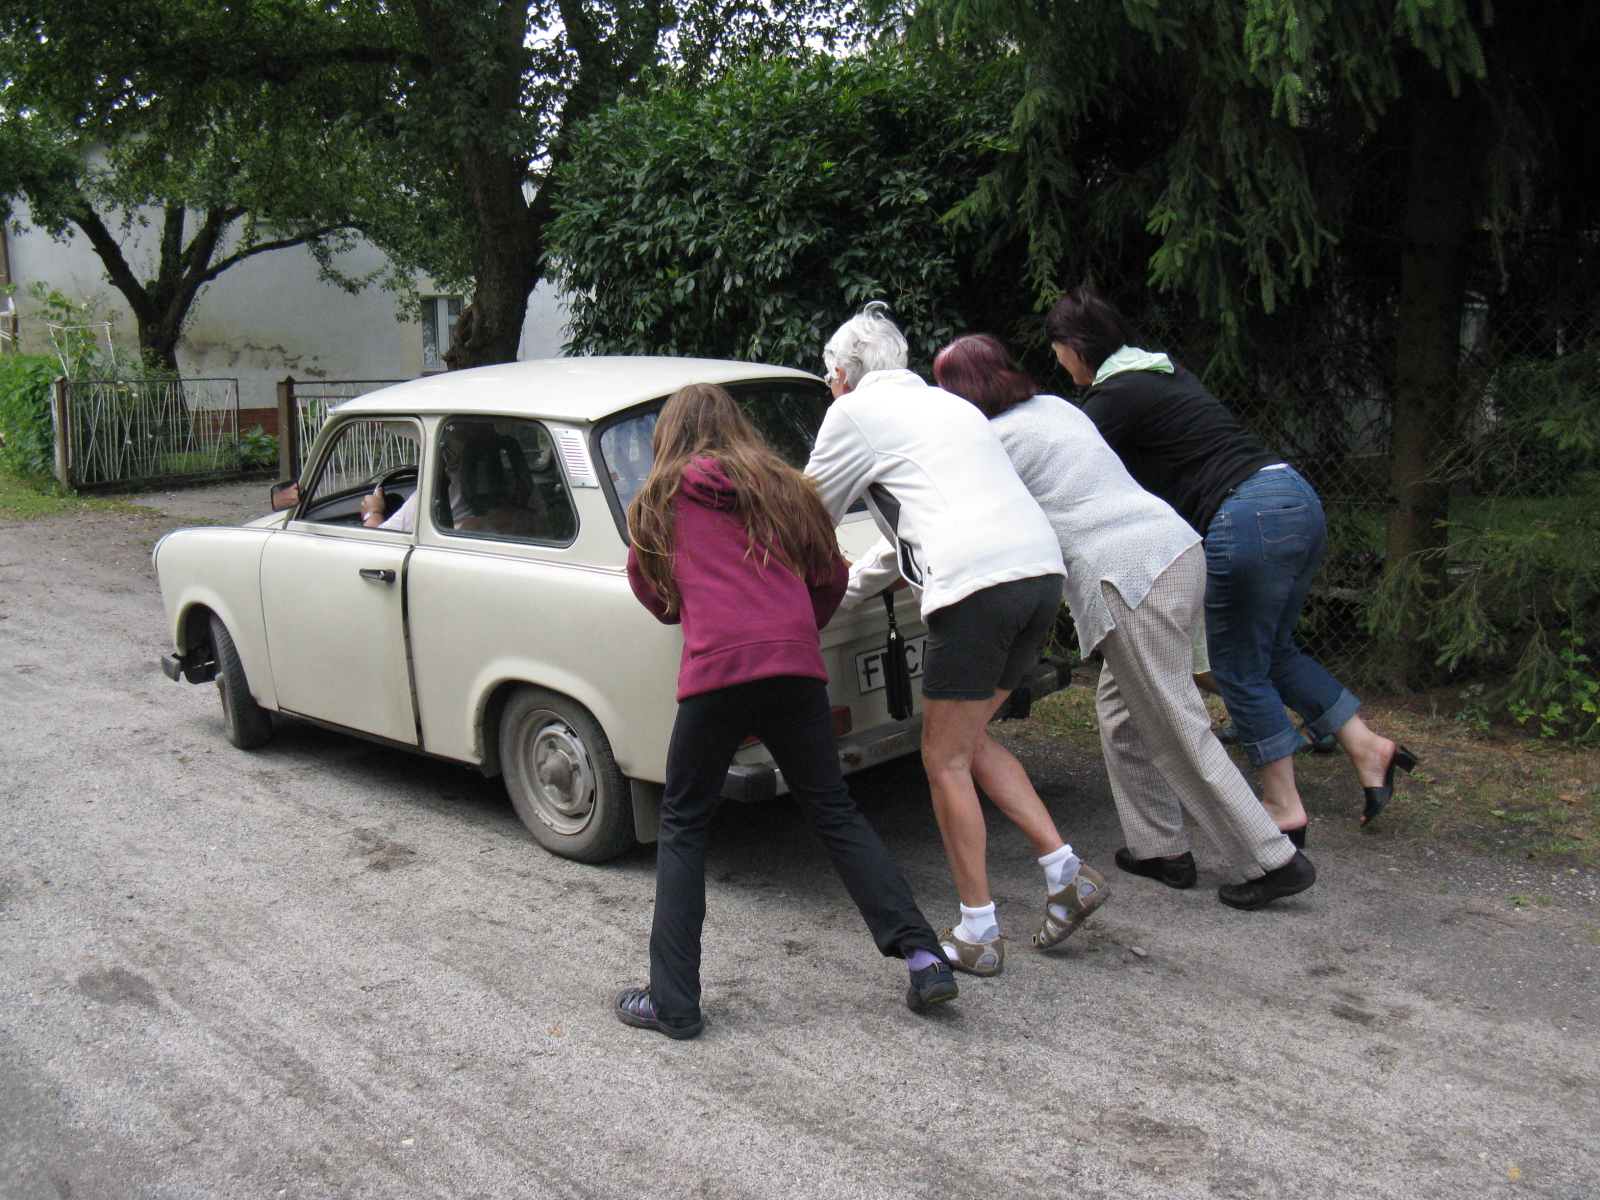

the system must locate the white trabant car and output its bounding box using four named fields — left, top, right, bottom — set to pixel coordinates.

left=155, top=358, right=1066, bottom=861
